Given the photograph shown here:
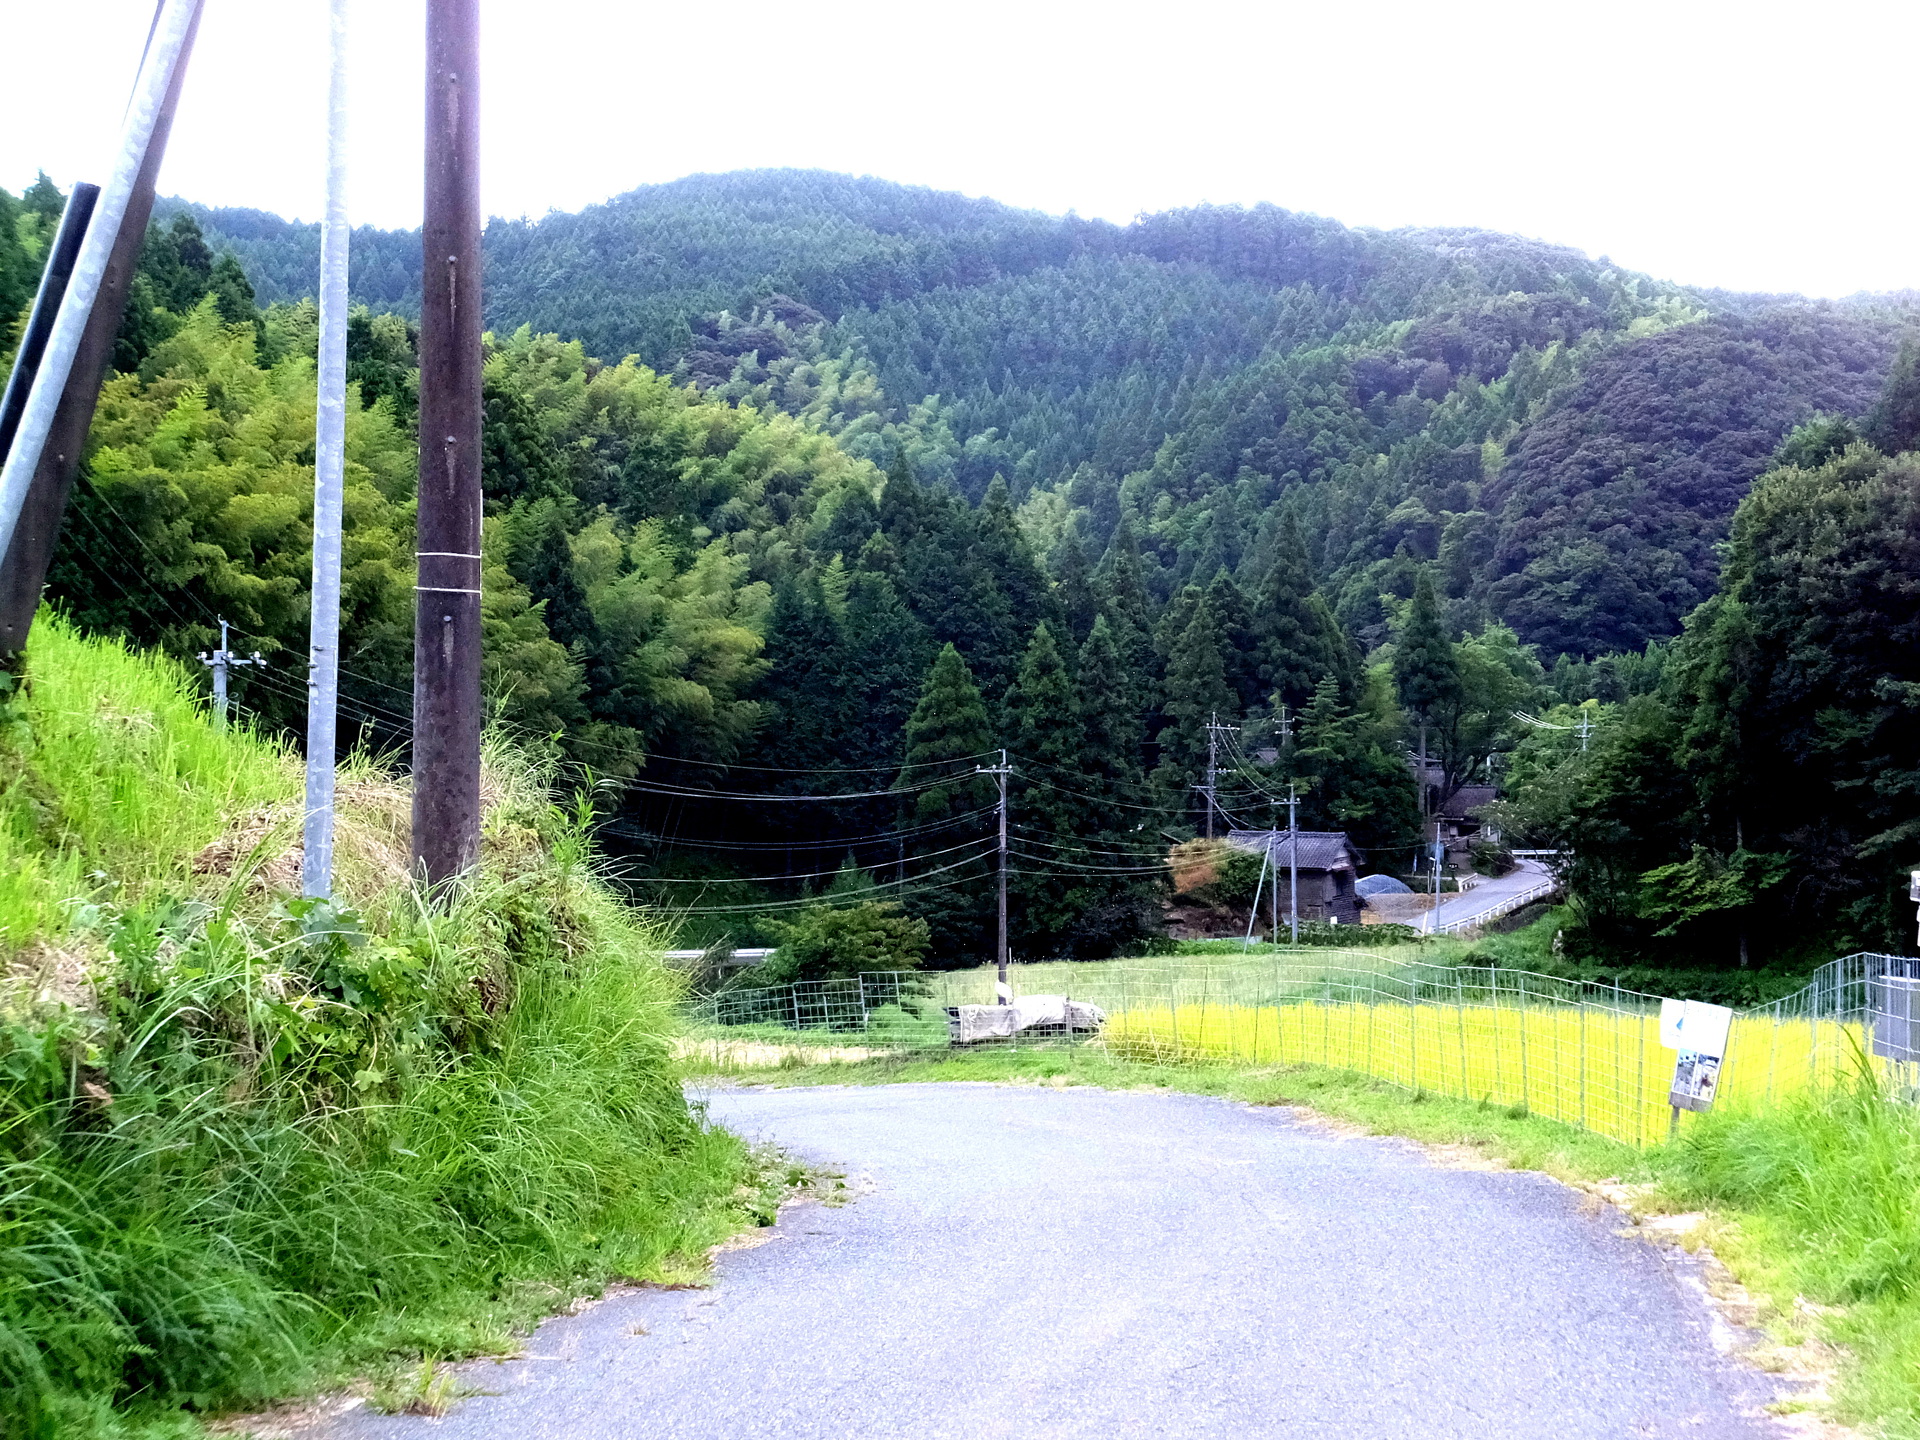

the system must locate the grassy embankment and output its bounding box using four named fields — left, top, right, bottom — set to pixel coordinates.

left=686, top=1021, right=1920, bottom=1436
left=0, top=618, right=772, bottom=1439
